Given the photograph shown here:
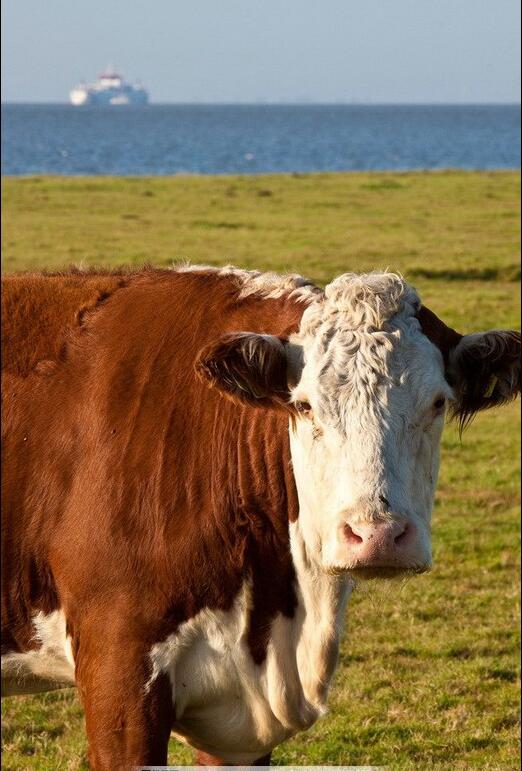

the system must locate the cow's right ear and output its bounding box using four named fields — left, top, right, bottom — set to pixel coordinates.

left=195, top=332, right=300, bottom=410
